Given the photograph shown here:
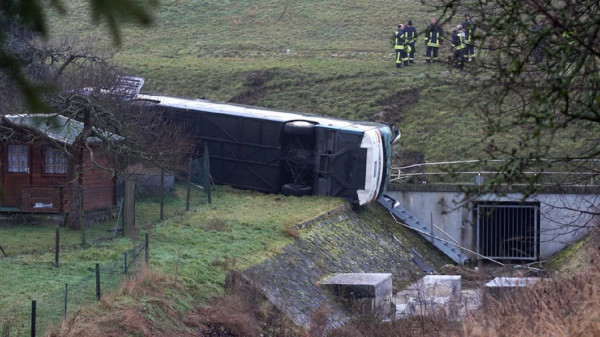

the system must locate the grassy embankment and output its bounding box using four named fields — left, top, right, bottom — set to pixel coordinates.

left=45, top=0, right=499, bottom=163
left=46, top=1, right=591, bottom=166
